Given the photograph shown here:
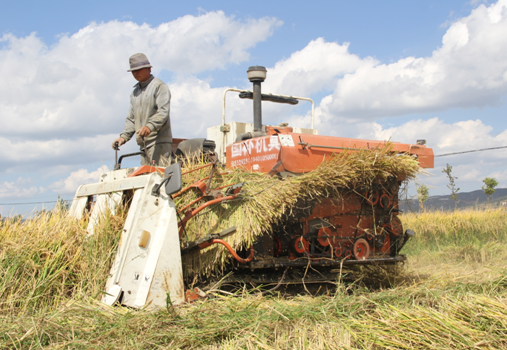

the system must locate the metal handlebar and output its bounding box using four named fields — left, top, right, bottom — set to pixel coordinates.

left=114, top=152, right=145, bottom=170
left=114, top=142, right=119, bottom=166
